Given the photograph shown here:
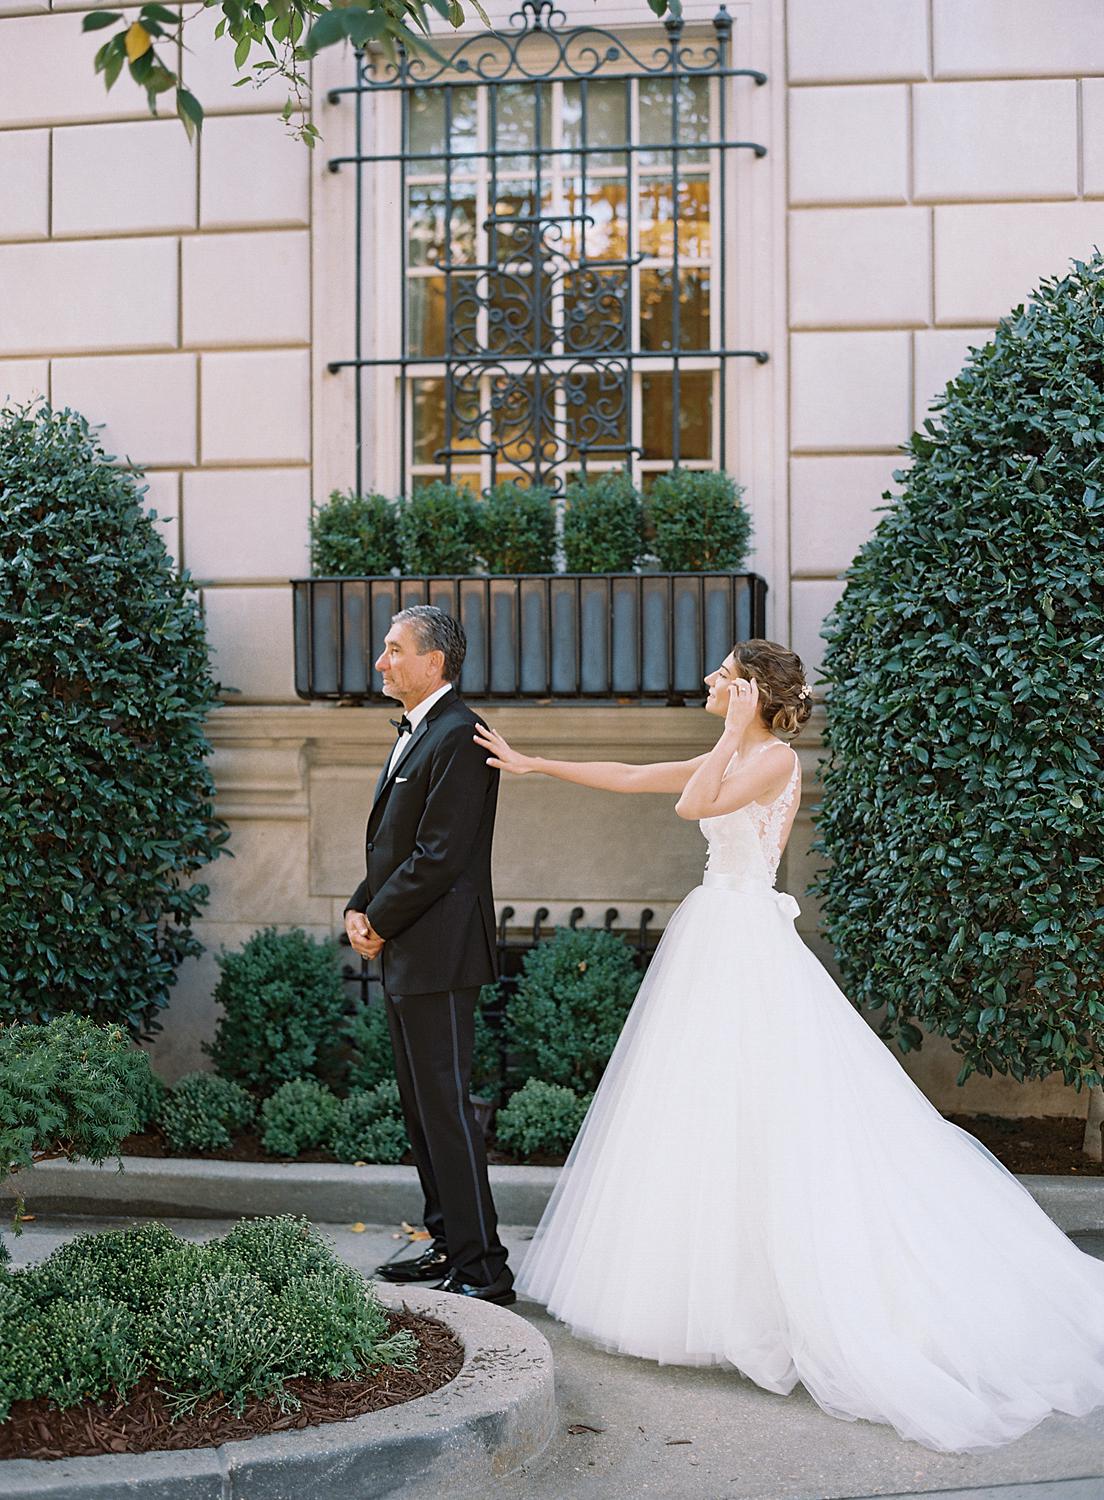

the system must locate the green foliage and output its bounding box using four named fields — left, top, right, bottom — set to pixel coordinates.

left=310, top=489, right=400, bottom=576
left=646, top=468, right=751, bottom=571
left=562, top=471, right=644, bottom=573
left=813, top=251, right=1104, bottom=1088
left=329, top=1079, right=408, bottom=1164
left=494, top=1077, right=592, bottom=1158
left=1, top=1216, right=415, bottom=1422
left=343, top=1000, right=395, bottom=1092
left=158, top=1072, right=255, bottom=1154
left=505, top=927, right=641, bottom=1093
left=260, top=1078, right=340, bottom=1158
left=0, top=401, right=228, bottom=1036
left=0, top=1015, right=159, bottom=1181
left=397, top=481, right=484, bottom=574
left=479, top=483, right=557, bottom=573
left=206, top=927, right=348, bottom=1093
